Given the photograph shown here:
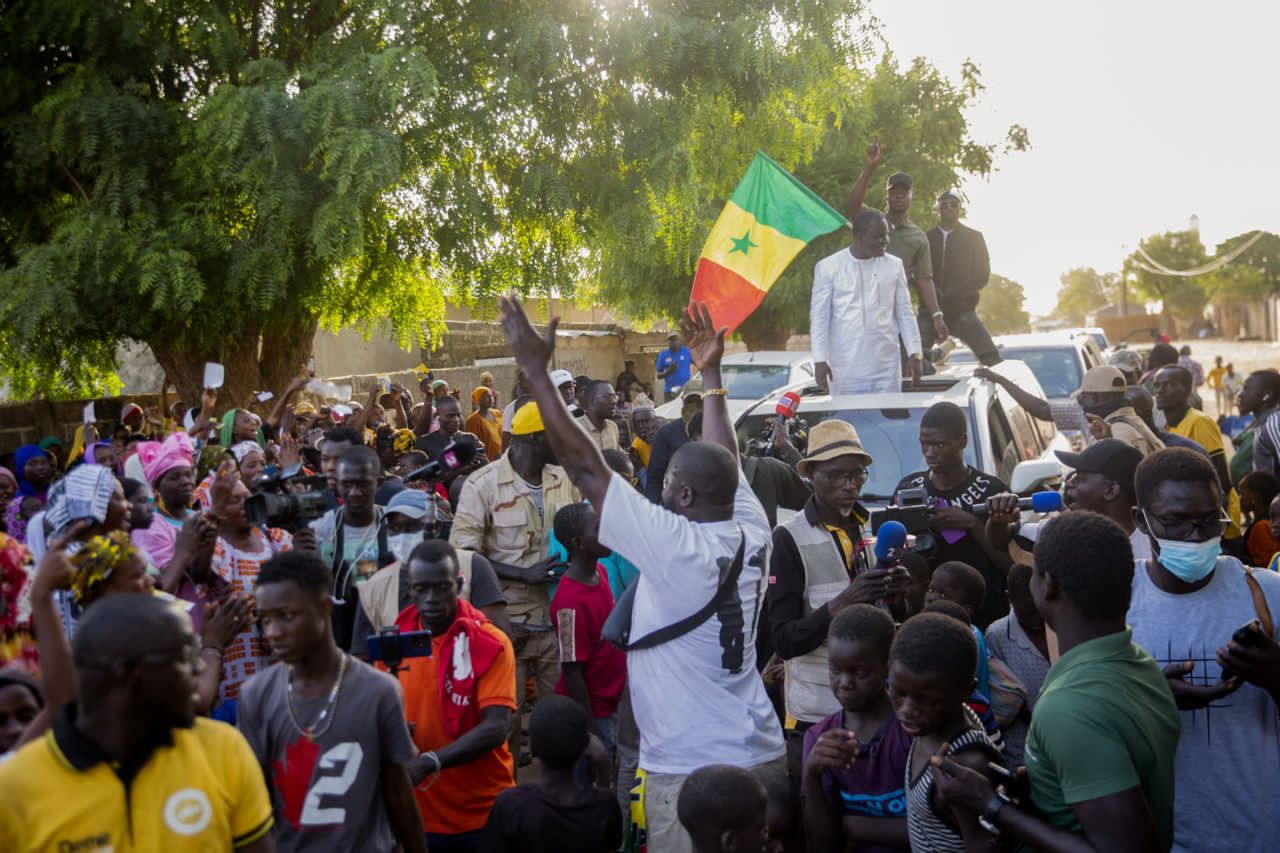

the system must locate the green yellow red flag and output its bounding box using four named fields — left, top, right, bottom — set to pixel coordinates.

left=690, top=151, right=848, bottom=332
